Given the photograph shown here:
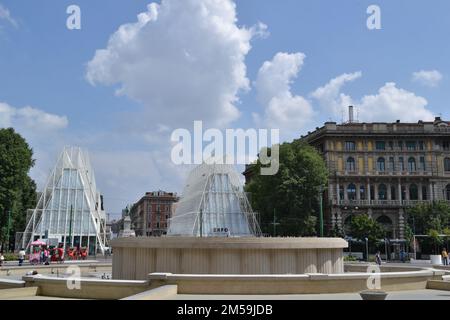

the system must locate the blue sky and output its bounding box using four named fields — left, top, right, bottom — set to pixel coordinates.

left=1, top=0, right=449, bottom=216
